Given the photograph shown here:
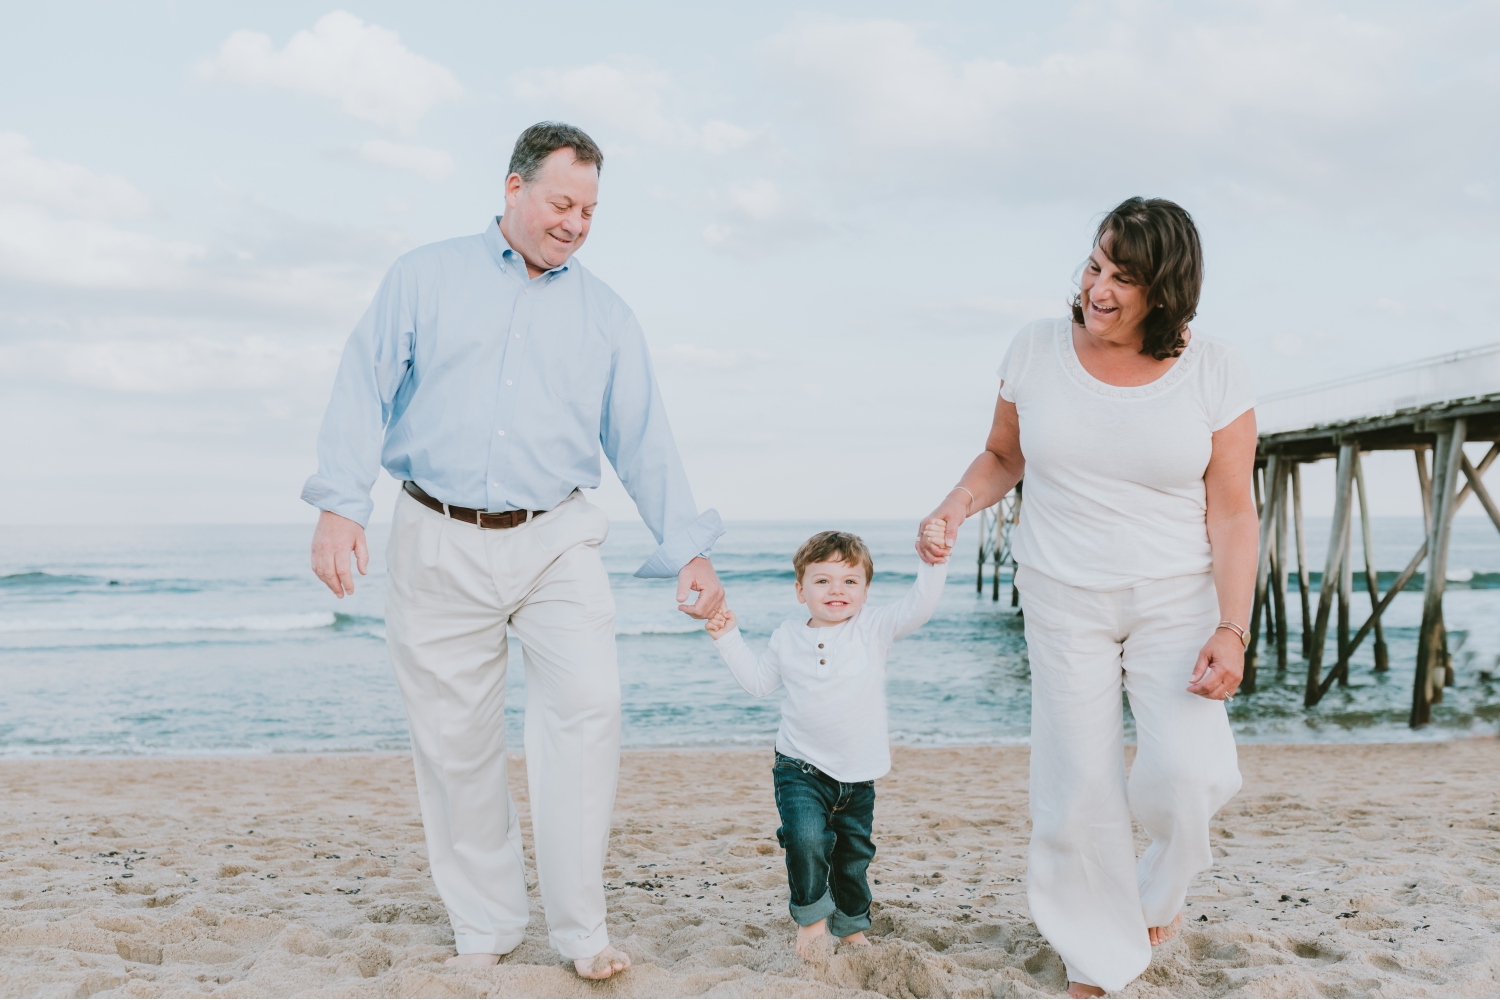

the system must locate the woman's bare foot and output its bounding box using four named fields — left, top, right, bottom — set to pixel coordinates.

left=574, top=945, right=631, bottom=980
left=445, top=953, right=499, bottom=967
left=1148, top=911, right=1183, bottom=946
left=840, top=931, right=870, bottom=946
left=795, top=918, right=828, bottom=958
left=1068, top=982, right=1106, bottom=998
